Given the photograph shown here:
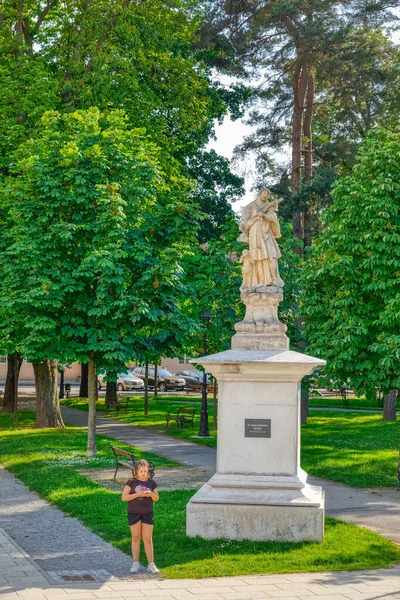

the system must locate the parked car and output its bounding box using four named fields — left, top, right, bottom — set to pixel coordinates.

left=175, top=369, right=216, bottom=392
left=132, top=366, right=185, bottom=392
left=98, top=371, right=144, bottom=392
